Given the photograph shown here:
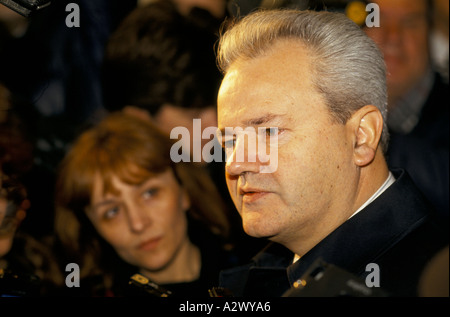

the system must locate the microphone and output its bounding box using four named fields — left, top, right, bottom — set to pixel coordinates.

left=0, top=0, right=51, bottom=17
